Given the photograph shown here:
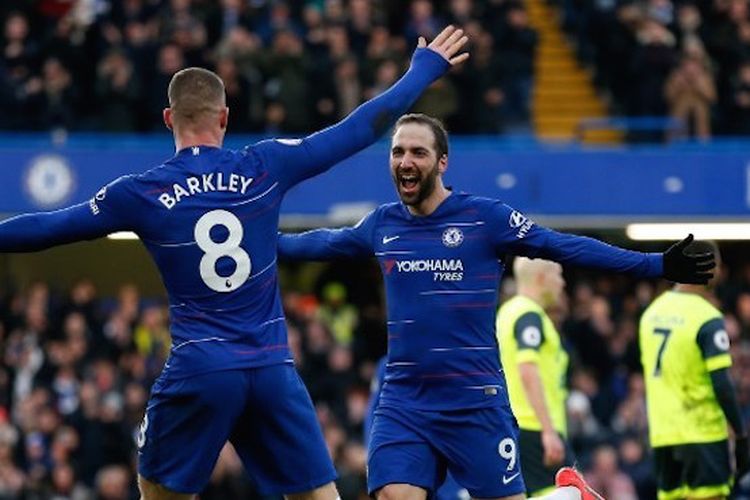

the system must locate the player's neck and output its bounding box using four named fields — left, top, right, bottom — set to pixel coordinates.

left=673, top=284, right=710, bottom=298
left=407, top=185, right=452, bottom=217
left=174, top=130, right=224, bottom=152
left=518, top=287, right=544, bottom=306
